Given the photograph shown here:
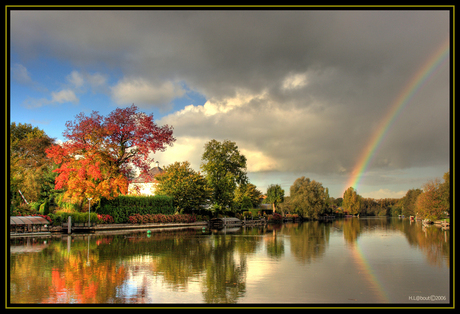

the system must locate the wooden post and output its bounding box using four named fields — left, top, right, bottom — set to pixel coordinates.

left=68, top=216, right=72, bottom=234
